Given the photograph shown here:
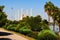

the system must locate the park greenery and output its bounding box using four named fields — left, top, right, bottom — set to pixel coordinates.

left=0, top=1, right=60, bottom=40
